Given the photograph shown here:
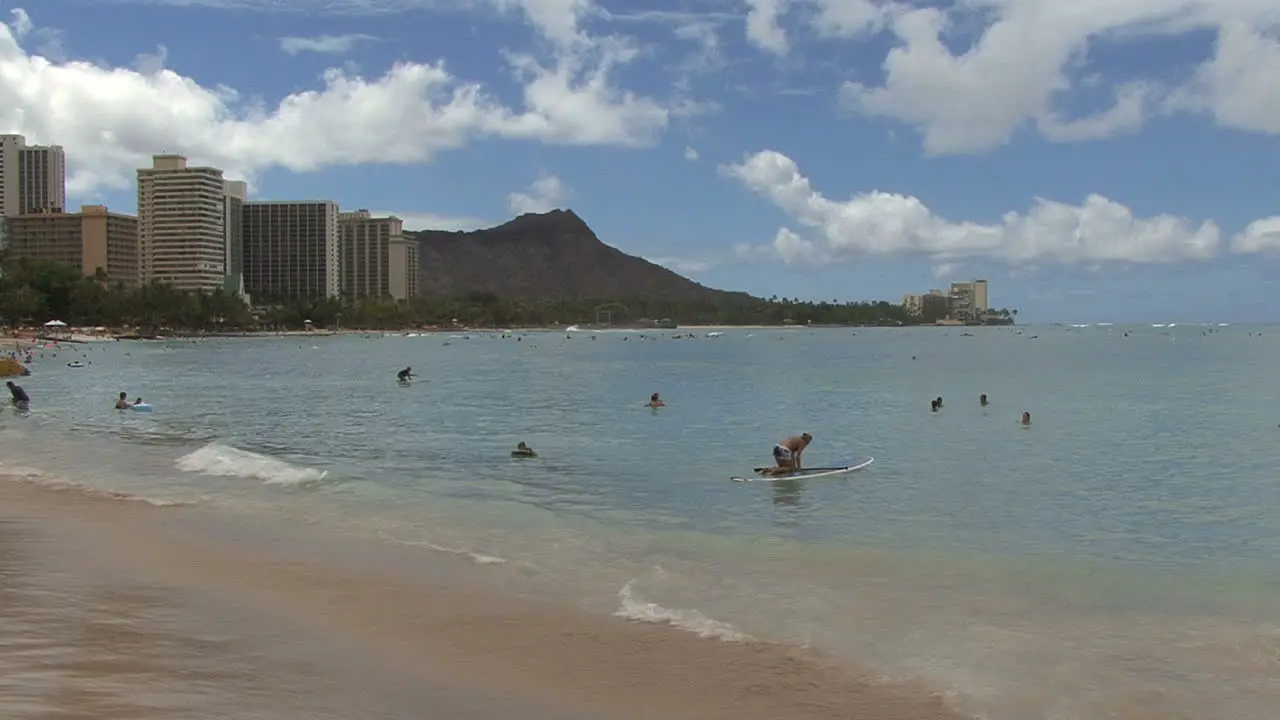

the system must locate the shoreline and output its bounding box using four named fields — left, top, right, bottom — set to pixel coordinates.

left=0, top=478, right=967, bottom=720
